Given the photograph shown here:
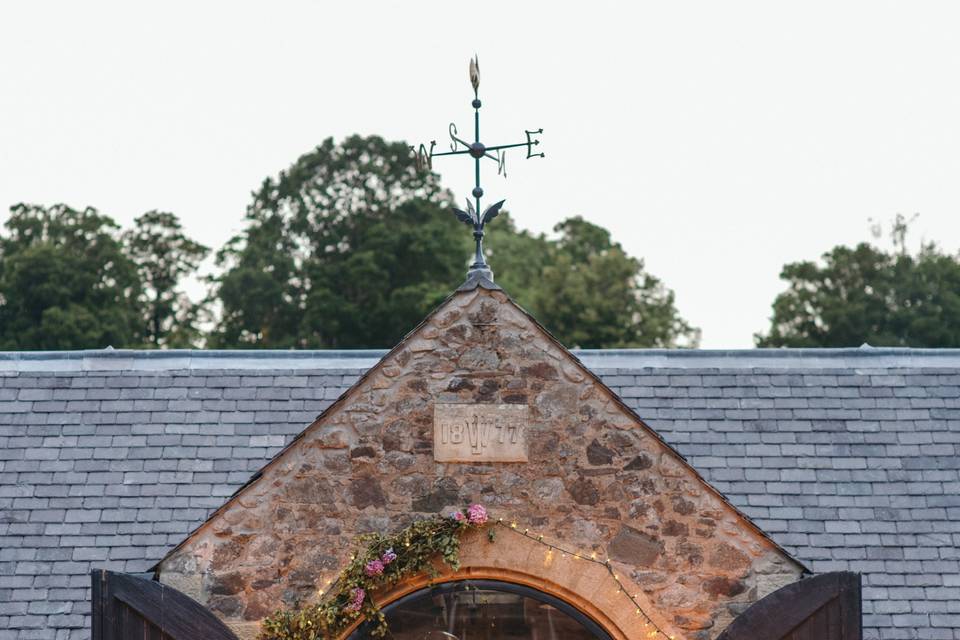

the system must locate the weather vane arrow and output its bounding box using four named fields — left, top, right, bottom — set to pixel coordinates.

left=411, top=55, right=544, bottom=281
